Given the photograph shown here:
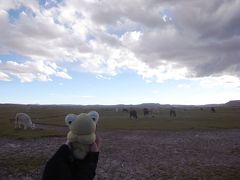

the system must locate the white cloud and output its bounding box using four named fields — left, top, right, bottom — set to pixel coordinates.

left=0, top=0, right=19, bottom=10
left=177, top=84, right=191, bottom=89
left=0, top=0, right=239, bottom=85
left=120, top=31, right=142, bottom=43
left=0, top=71, right=10, bottom=81
left=0, top=60, right=72, bottom=82
left=96, top=74, right=112, bottom=80
left=199, top=75, right=240, bottom=89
